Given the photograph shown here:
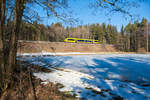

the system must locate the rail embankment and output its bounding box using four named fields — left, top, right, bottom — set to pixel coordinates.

left=17, top=40, right=118, bottom=53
